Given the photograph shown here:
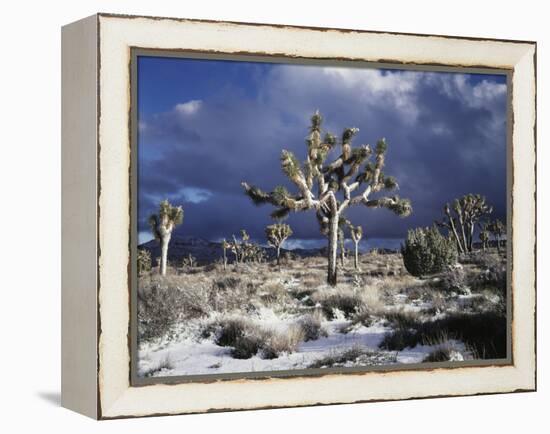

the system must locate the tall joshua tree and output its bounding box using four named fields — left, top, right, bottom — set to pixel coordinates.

left=265, top=223, right=293, bottom=265
left=148, top=199, right=184, bottom=276
left=438, top=194, right=492, bottom=253
left=242, top=111, right=412, bottom=285
left=349, top=224, right=363, bottom=270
